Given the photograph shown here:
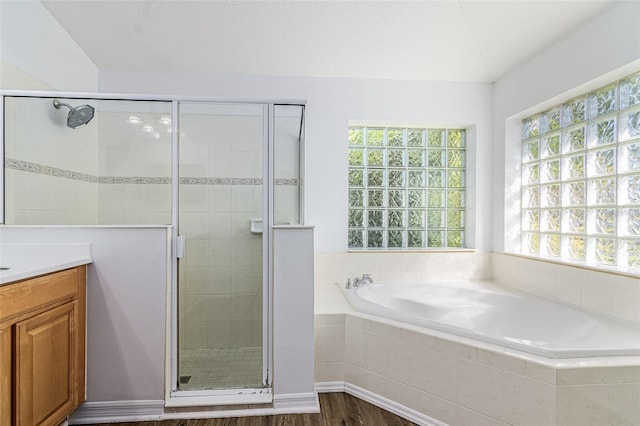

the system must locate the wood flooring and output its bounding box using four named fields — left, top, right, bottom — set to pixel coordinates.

left=82, top=392, right=418, bottom=426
